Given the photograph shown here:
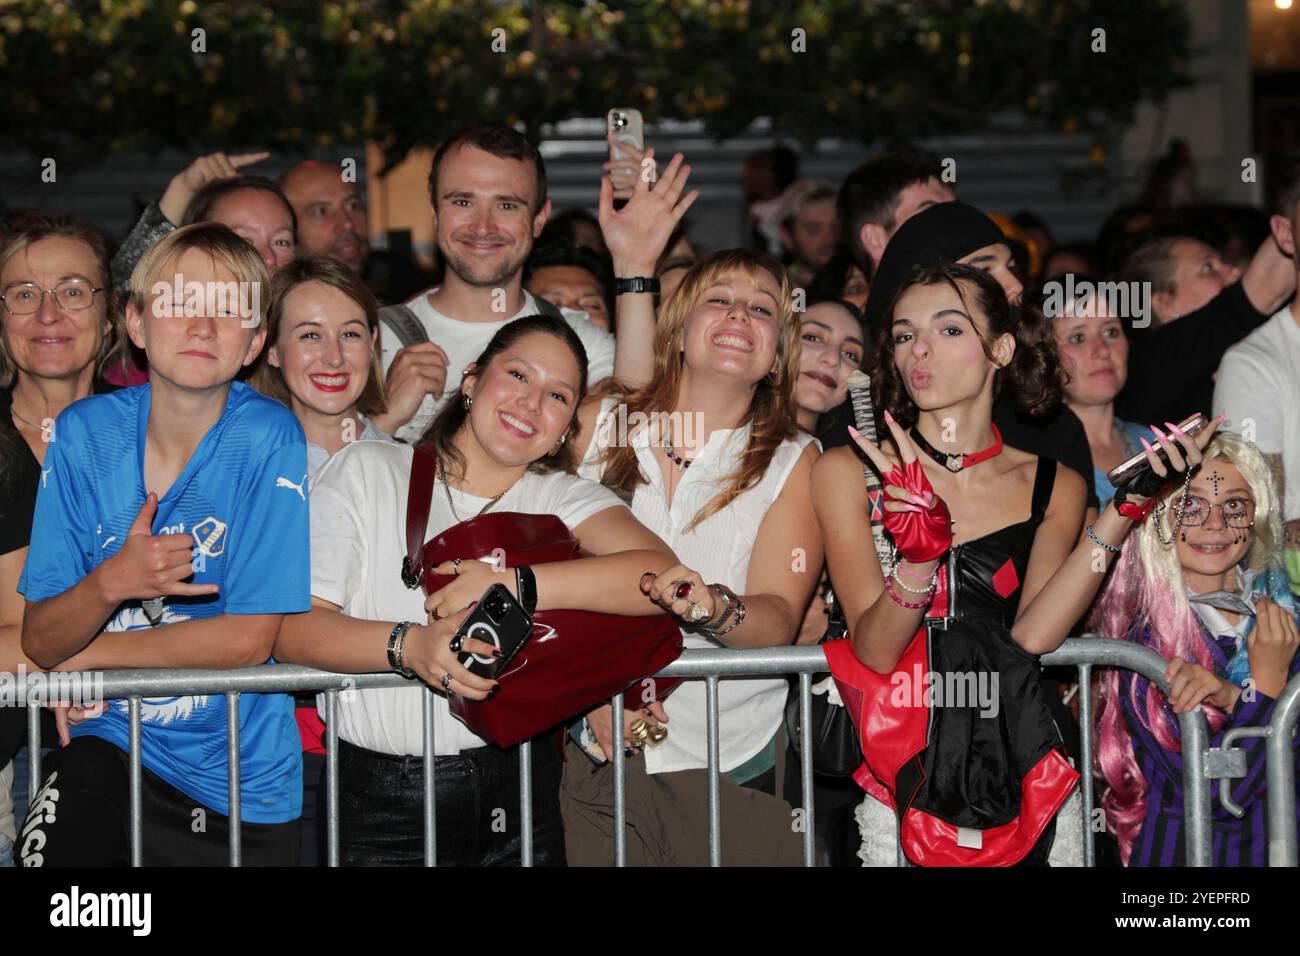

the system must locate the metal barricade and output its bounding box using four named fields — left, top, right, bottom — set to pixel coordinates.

left=16, top=637, right=1295, bottom=867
